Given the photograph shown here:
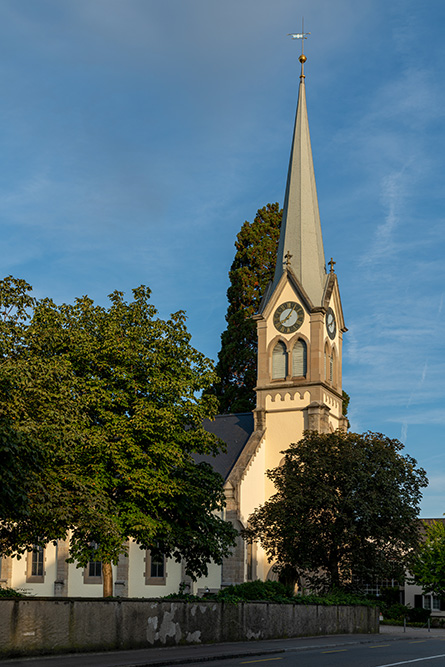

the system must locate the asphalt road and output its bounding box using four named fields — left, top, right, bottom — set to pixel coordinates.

left=2, top=627, right=445, bottom=667
left=183, top=638, right=445, bottom=667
